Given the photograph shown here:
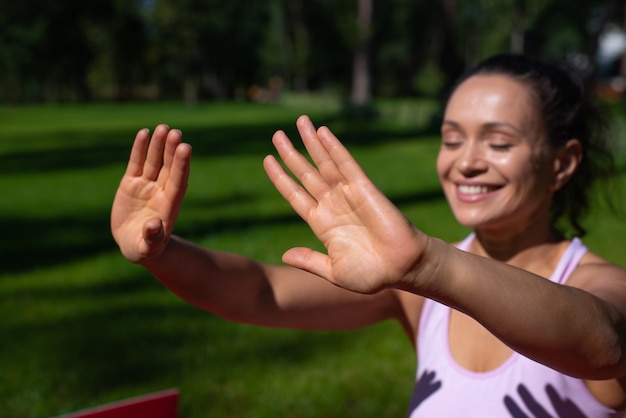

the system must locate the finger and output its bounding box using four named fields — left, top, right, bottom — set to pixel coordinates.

left=143, top=124, right=170, bottom=181
left=282, top=247, right=332, bottom=281
left=272, top=129, right=328, bottom=198
left=164, top=142, right=192, bottom=204
left=296, top=115, right=345, bottom=186
left=126, top=128, right=150, bottom=177
left=317, top=126, right=369, bottom=182
left=263, top=154, right=317, bottom=221
left=157, top=129, right=183, bottom=188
